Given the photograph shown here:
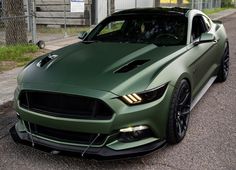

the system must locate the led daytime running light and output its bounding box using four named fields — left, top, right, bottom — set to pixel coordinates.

left=119, top=125, right=148, bottom=133
left=122, top=93, right=142, bottom=104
